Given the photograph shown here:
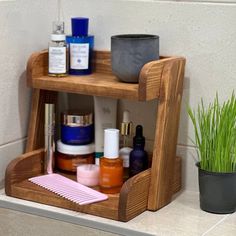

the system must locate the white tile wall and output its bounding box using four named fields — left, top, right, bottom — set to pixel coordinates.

left=0, top=0, right=236, bottom=192
left=0, top=139, right=26, bottom=188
